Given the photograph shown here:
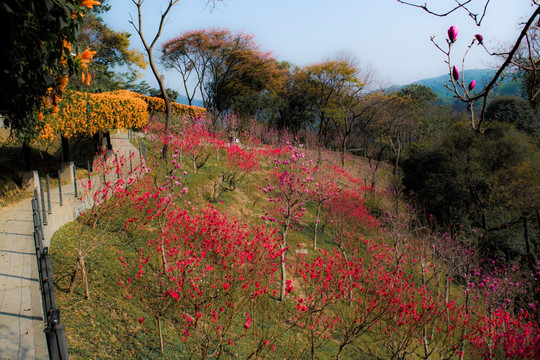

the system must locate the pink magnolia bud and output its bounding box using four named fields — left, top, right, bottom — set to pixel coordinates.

left=452, top=66, right=460, bottom=80
left=447, top=26, right=458, bottom=42
left=475, top=34, right=483, bottom=44
left=468, top=80, right=476, bottom=90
